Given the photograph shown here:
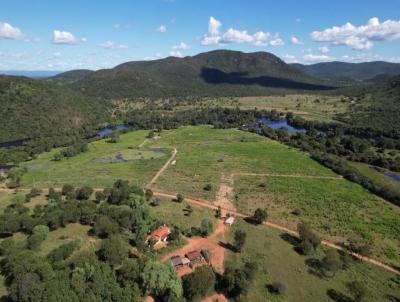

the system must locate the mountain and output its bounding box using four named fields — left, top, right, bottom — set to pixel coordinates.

left=0, top=70, right=62, bottom=78
left=68, top=50, right=334, bottom=98
left=49, top=69, right=94, bottom=83
left=0, top=75, right=107, bottom=144
left=291, top=61, right=400, bottom=82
